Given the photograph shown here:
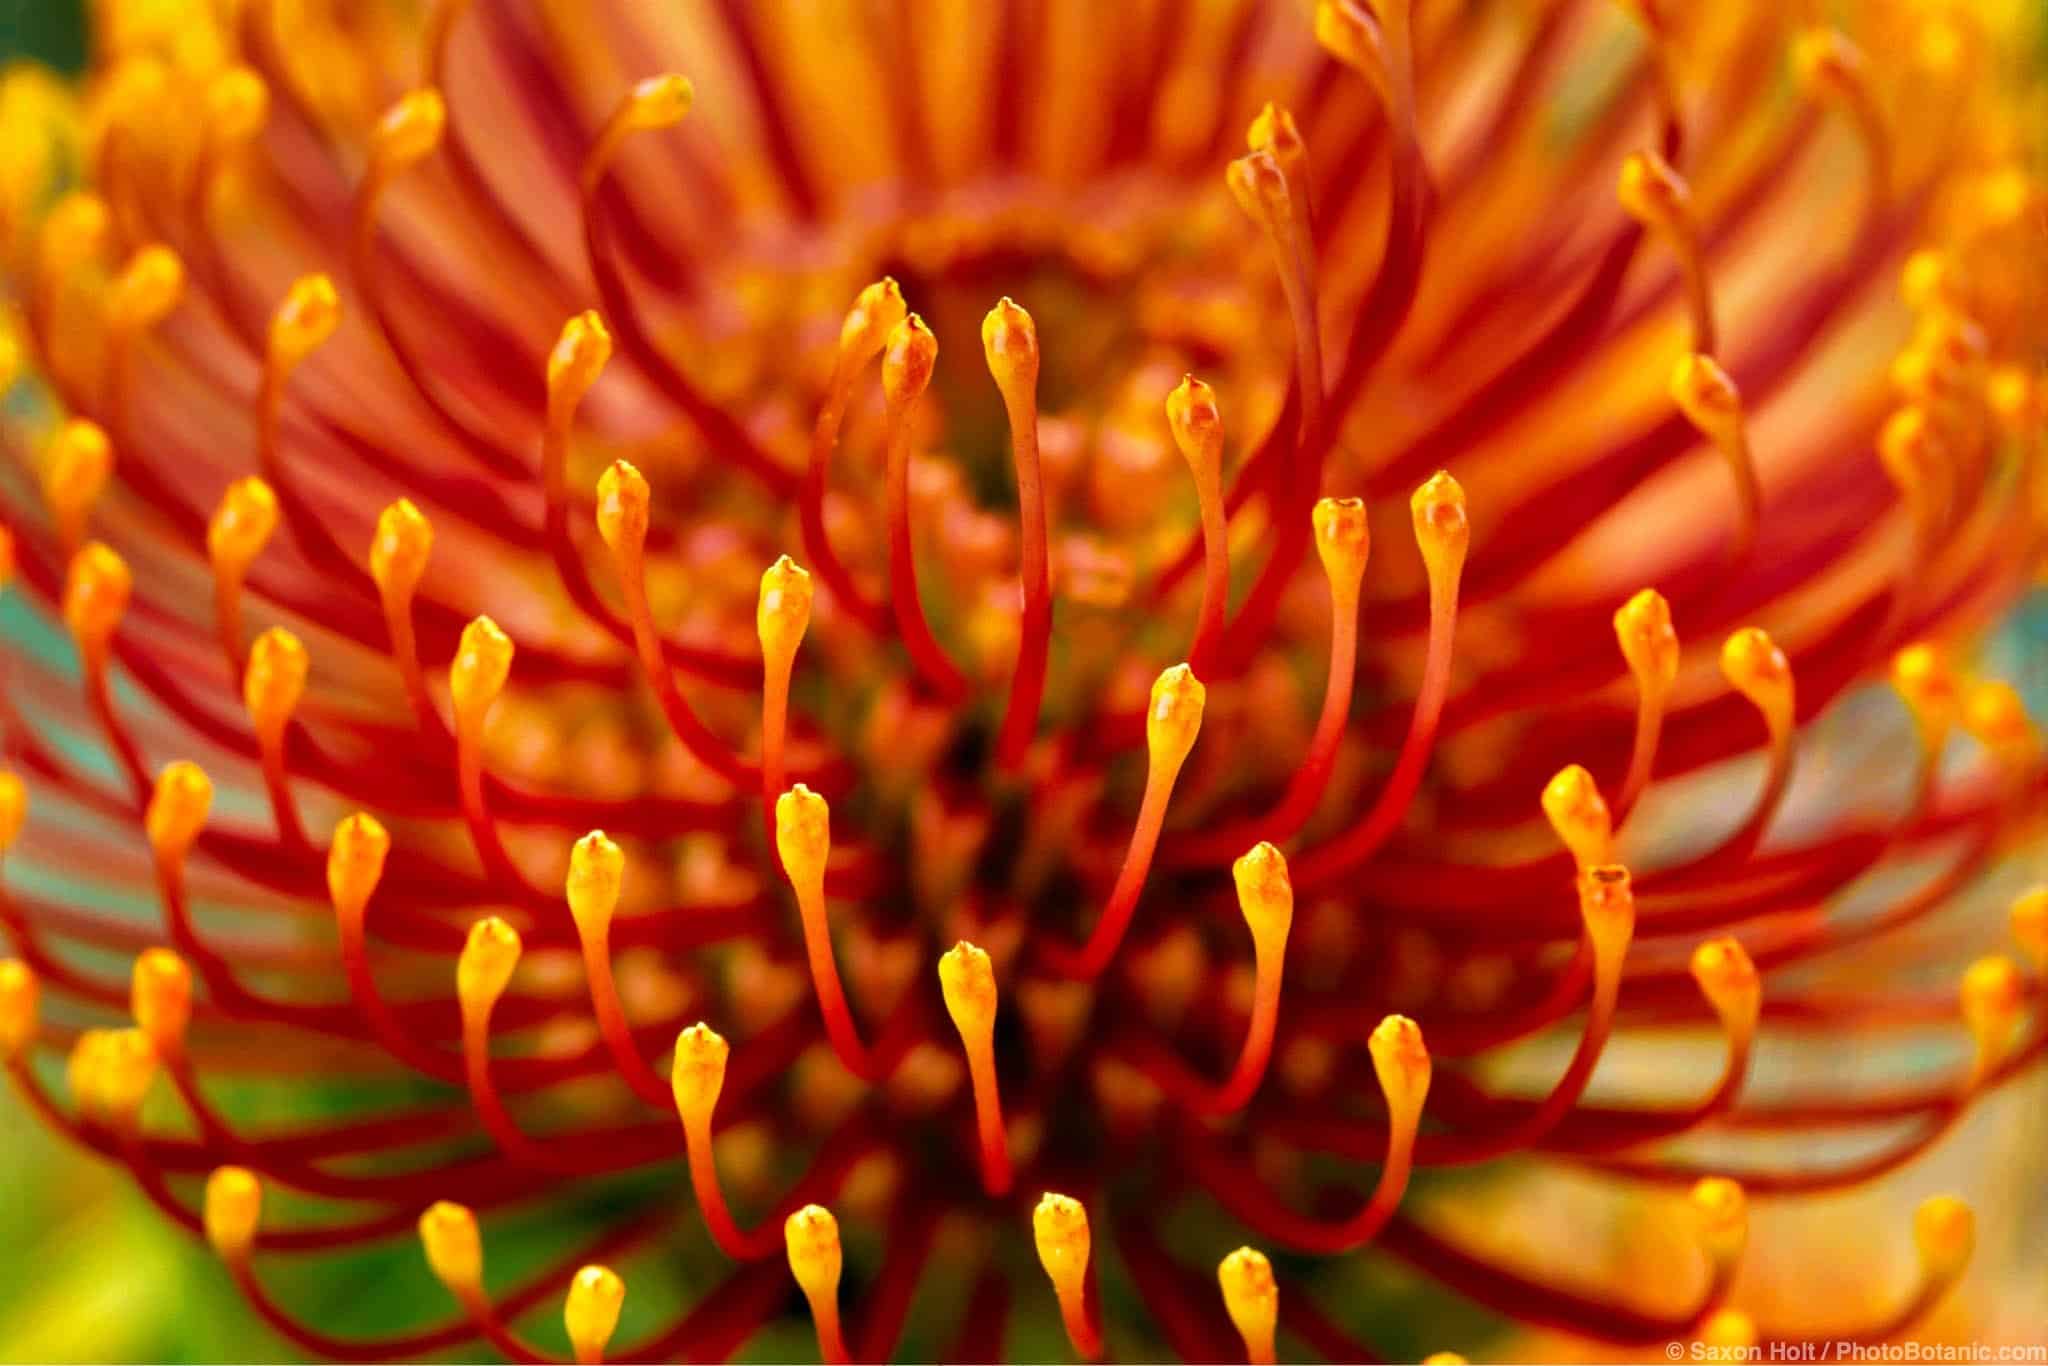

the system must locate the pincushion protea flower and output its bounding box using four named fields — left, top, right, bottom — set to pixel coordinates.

left=0, top=0, right=2045, bottom=1360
